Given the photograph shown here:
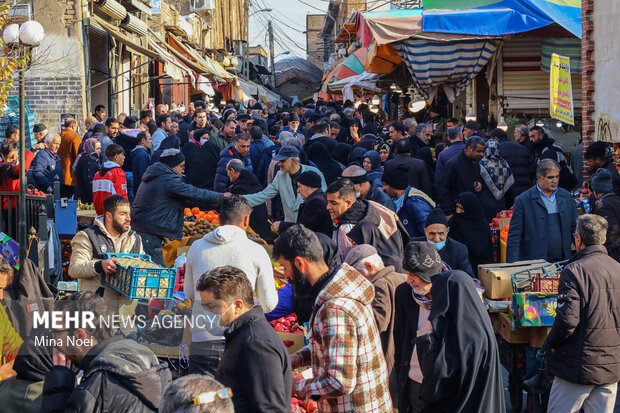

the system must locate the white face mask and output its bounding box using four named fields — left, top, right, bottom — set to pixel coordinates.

left=203, top=302, right=235, bottom=336
left=355, top=191, right=361, bottom=199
